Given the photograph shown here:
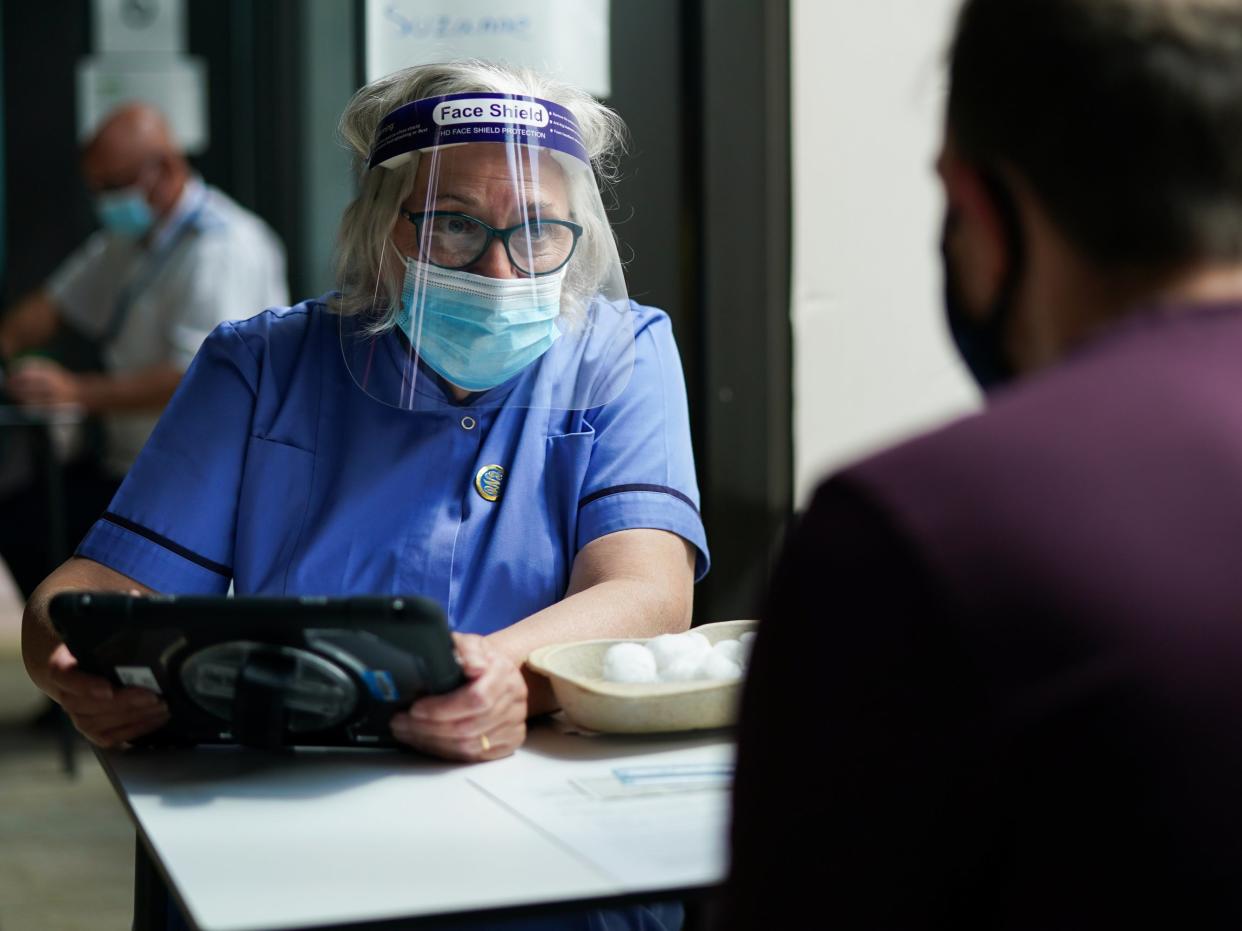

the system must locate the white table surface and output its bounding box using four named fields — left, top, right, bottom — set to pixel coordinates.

left=100, top=723, right=735, bottom=931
